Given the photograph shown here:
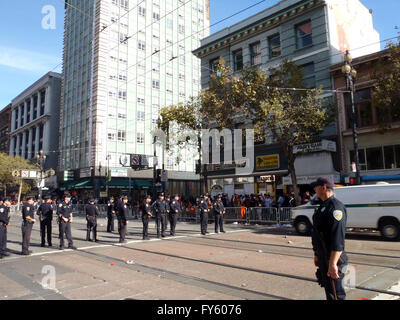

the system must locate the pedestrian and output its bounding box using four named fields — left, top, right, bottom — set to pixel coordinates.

left=0, top=197, right=11, bottom=258
left=21, top=196, right=36, bottom=255
left=141, top=195, right=152, bottom=240
left=152, top=193, right=167, bottom=238
left=85, top=199, right=99, bottom=242
left=116, top=196, right=129, bottom=243
left=301, top=191, right=312, bottom=204
left=213, top=194, right=226, bottom=233
left=107, top=196, right=116, bottom=232
left=311, top=177, right=348, bottom=300
left=57, top=193, right=77, bottom=250
left=169, top=194, right=181, bottom=236
left=37, top=195, right=54, bottom=247
left=199, top=194, right=210, bottom=235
